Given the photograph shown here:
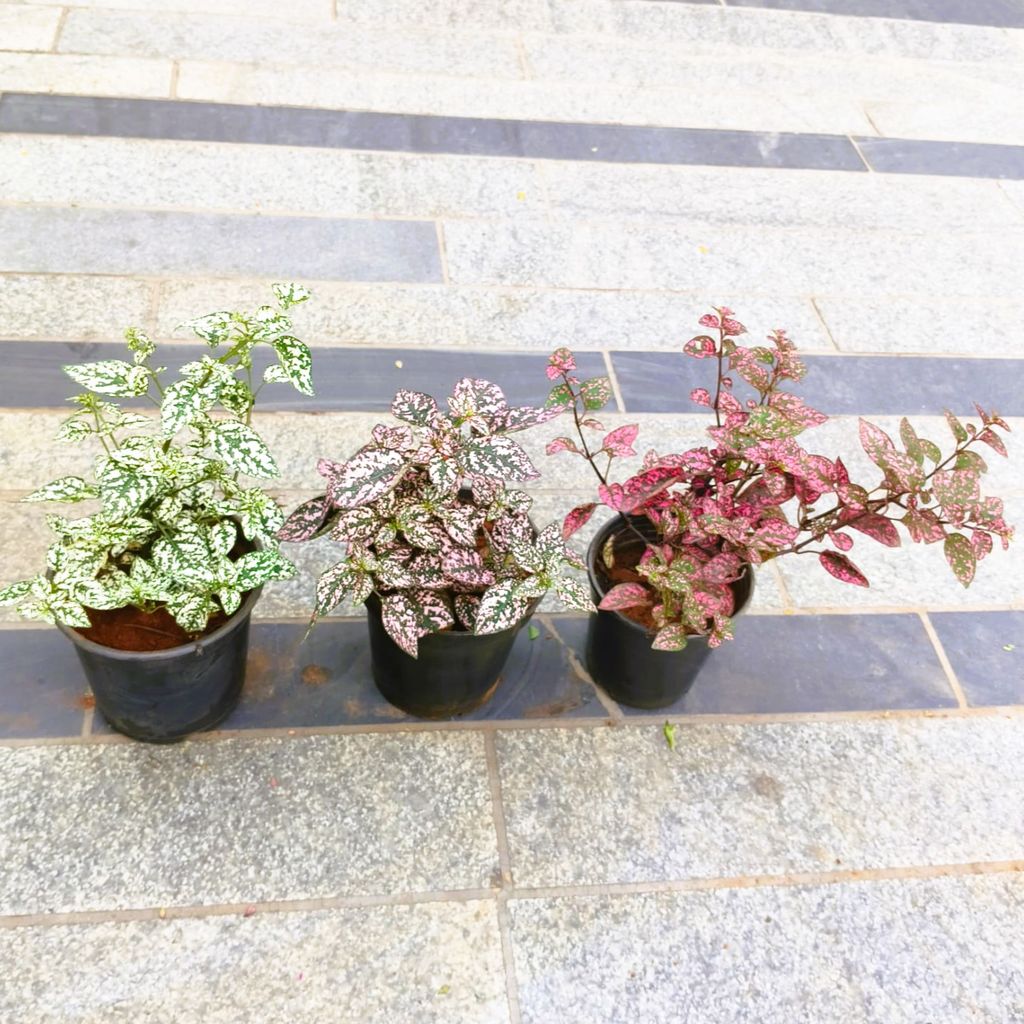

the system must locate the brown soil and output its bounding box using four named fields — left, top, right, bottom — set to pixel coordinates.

left=75, top=603, right=230, bottom=653
left=599, top=535, right=658, bottom=630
